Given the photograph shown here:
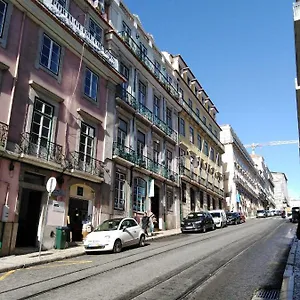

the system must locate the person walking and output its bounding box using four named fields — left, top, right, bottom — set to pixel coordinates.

left=141, top=212, right=150, bottom=236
